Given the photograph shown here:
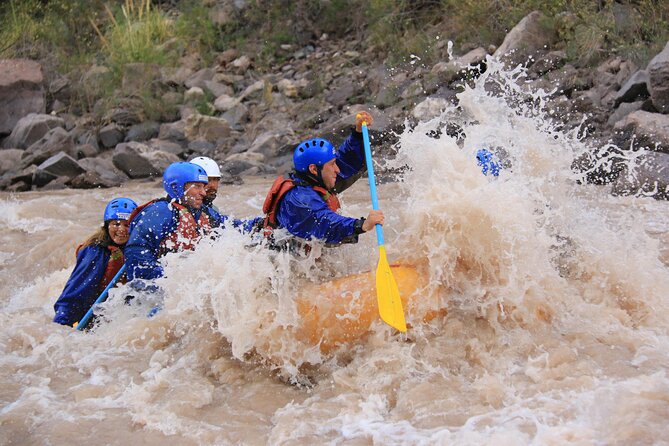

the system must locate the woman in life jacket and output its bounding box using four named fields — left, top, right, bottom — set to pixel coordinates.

left=261, top=111, right=384, bottom=254
left=53, top=197, right=138, bottom=327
